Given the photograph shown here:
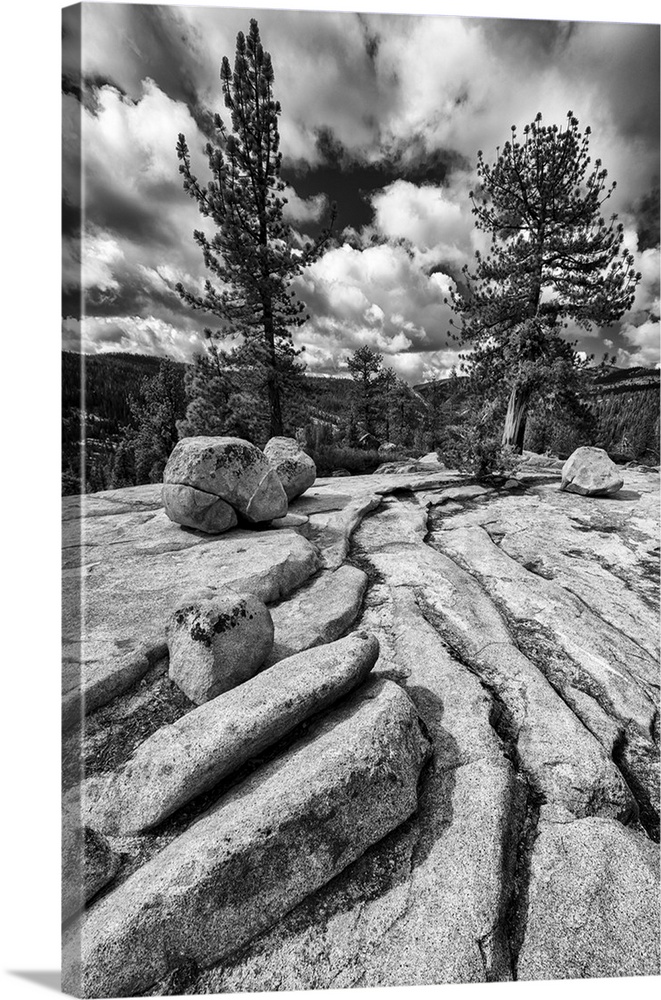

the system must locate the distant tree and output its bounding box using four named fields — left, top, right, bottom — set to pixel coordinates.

left=347, top=346, right=384, bottom=437
left=175, top=19, right=333, bottom=438
left=378, top=365, right=398, bottom=442
left=449, top=111, right=641, bottom=452
left=177, top=340, right=267, bottom=442
left=111, top=358, right=186, bottom=486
